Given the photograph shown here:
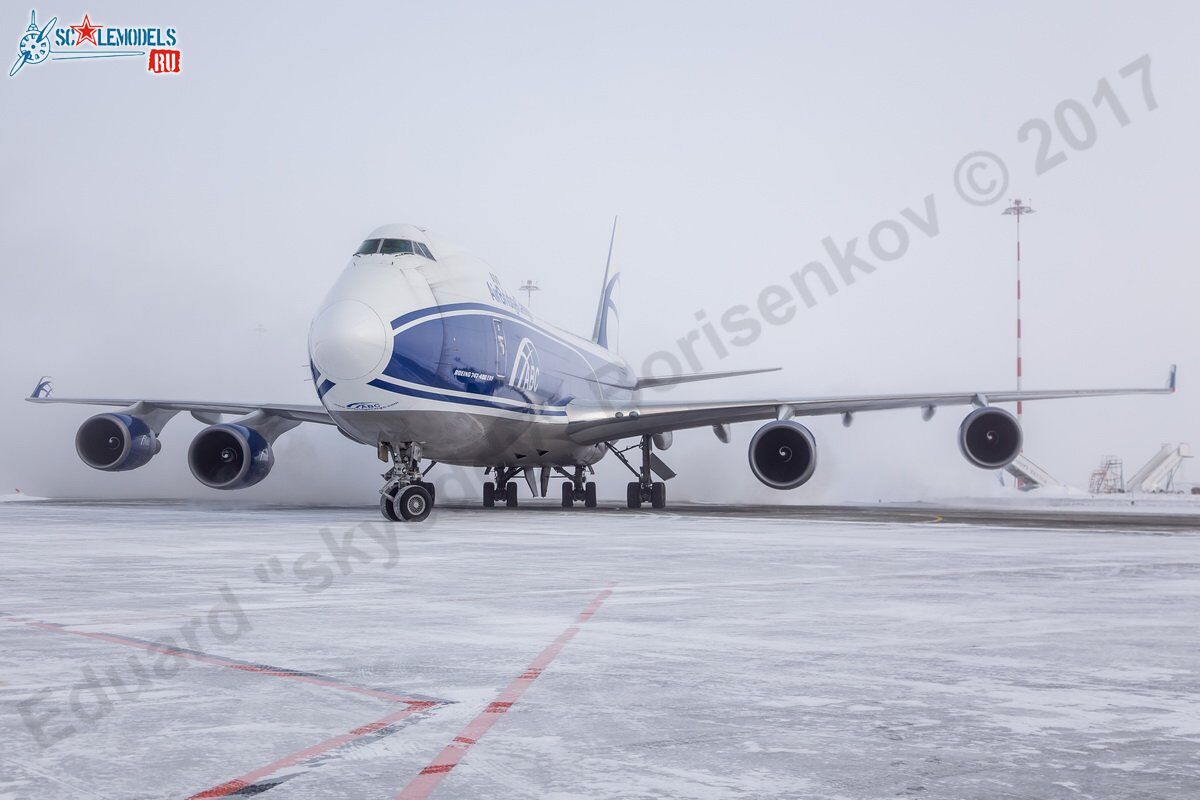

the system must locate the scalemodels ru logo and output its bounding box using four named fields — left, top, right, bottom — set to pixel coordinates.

left=9, top=9, right=181, bottom=78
